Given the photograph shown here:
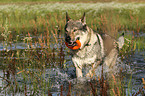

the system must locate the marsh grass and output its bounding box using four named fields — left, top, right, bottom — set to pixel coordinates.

left=0, top=3, right=144, bottom=50
left=52, top=66, right=144, bottom=96
left=0, top=0, right=145, bottom=3
left=0, top=2, right=144, bottom=96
